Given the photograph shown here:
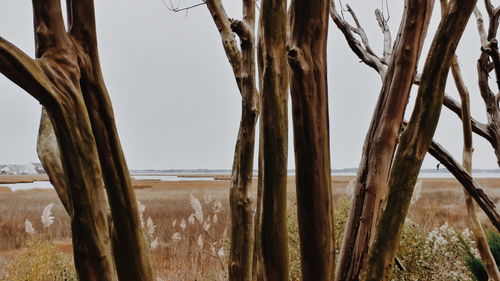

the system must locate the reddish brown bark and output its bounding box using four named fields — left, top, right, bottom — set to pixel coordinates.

left=361, top=1, right=477, bottom=280
left=332, top=1, right=434, bottom=280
